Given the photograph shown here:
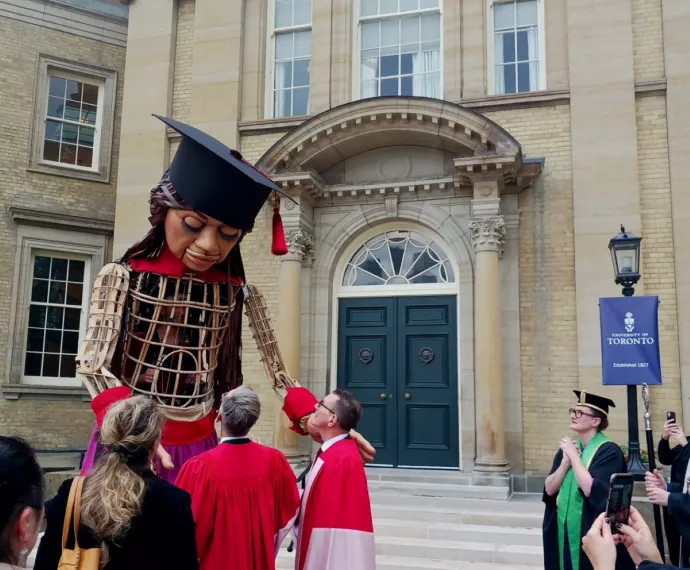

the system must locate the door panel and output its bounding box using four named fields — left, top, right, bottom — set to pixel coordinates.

left=337, top=298, right=397, bottom=466
left=337, top=295, right=458, bottom=468
left=397, top=296, right=459, bottom=468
